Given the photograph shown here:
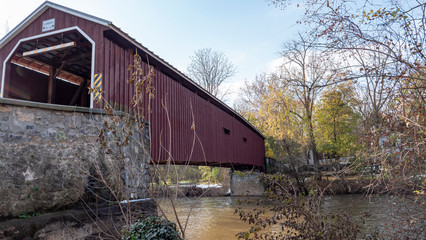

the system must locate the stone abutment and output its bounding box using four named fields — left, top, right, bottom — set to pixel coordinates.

left=0, top=98, right=152, bottom=238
